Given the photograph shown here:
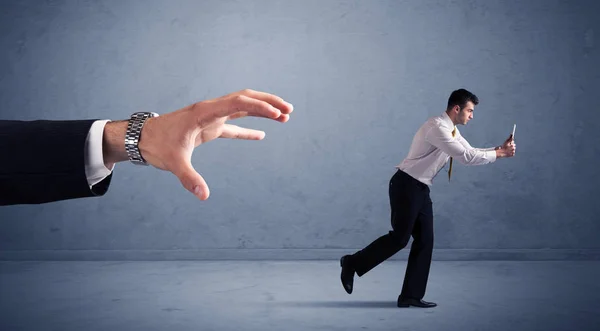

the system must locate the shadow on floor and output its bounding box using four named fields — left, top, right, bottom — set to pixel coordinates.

left=275, top=300, right=397, bottom=308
